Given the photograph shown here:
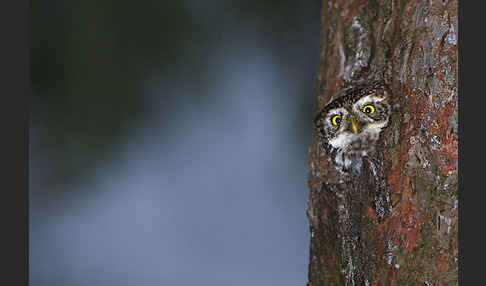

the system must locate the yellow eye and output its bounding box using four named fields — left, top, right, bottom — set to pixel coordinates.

left=362, top=105, right=375, bottom=114
left=331, top=115, right=342, bottom=126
